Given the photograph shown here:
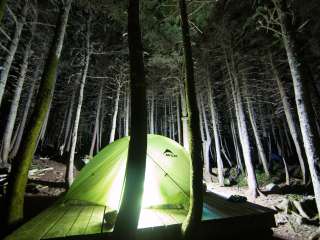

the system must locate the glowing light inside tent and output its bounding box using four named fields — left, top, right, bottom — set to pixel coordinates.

left=141, top=158, right=164, bottom=208
left=106, top=155, right=166, bottom=210
left=106, top=158, right=127, bottom=209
